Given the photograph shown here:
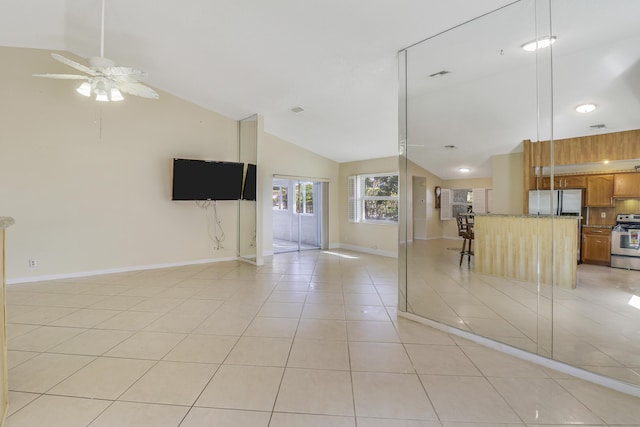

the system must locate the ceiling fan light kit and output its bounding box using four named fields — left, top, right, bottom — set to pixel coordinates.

left=33, top=0, right=158, bottom=102
left=76, top=78, right=124, bottom=102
